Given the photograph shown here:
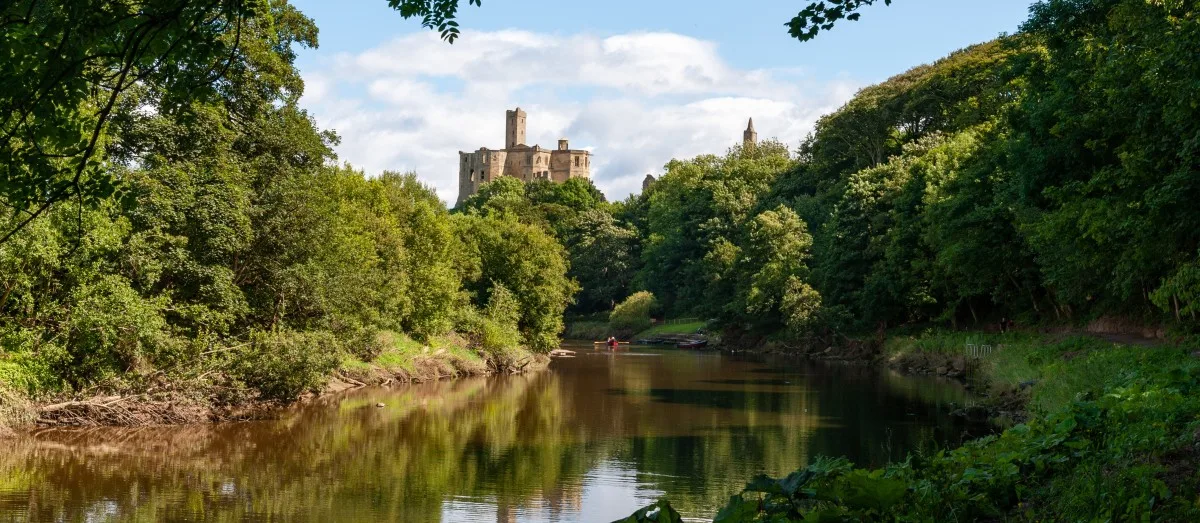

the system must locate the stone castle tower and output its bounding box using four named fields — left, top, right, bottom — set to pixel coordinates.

left=743, top=118, right=757, bottom=148
left=457, top=108, right=591, bottom=206
left=505, top=108, right=526, bottom=149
